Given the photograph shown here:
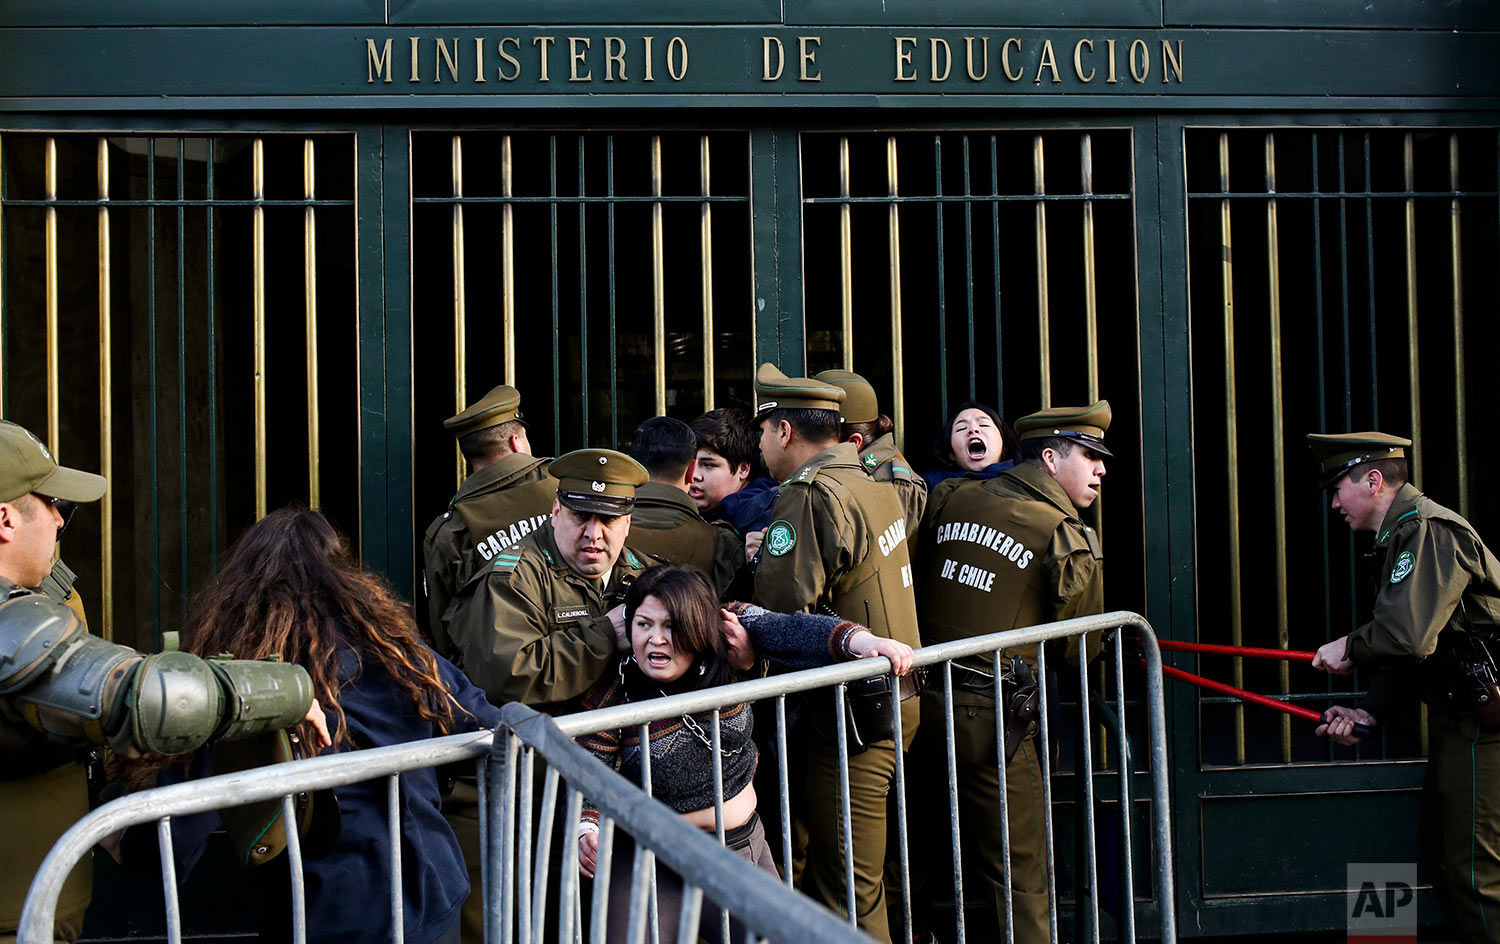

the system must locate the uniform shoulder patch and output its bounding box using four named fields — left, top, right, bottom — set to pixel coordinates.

left=492, top=551, right=523, bottom=573
left=861, top=452, right=878, bottom=470
left=1390, top=550, right=1415, bottom=584
left=766, top=519, right=798, bottom=557
left=624, top=549, right=642, bottom=568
